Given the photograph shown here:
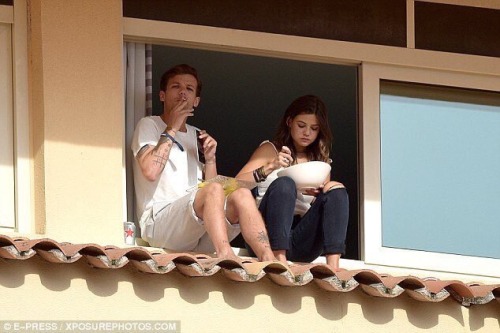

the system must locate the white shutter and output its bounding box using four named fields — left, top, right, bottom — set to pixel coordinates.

left=0, top=23, right=15, bottom=229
